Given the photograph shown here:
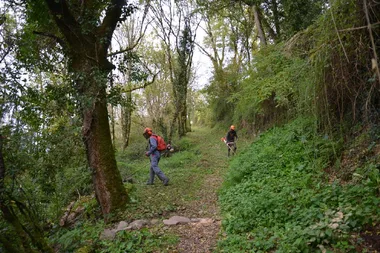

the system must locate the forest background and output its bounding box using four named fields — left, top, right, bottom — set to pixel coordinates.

left=0, top=0, right=380, bottom=252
